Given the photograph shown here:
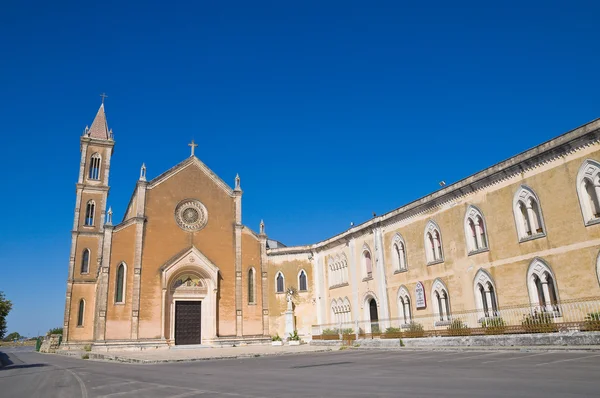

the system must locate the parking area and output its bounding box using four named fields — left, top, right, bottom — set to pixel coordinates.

left=1, top=347, right=599, bottom=397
